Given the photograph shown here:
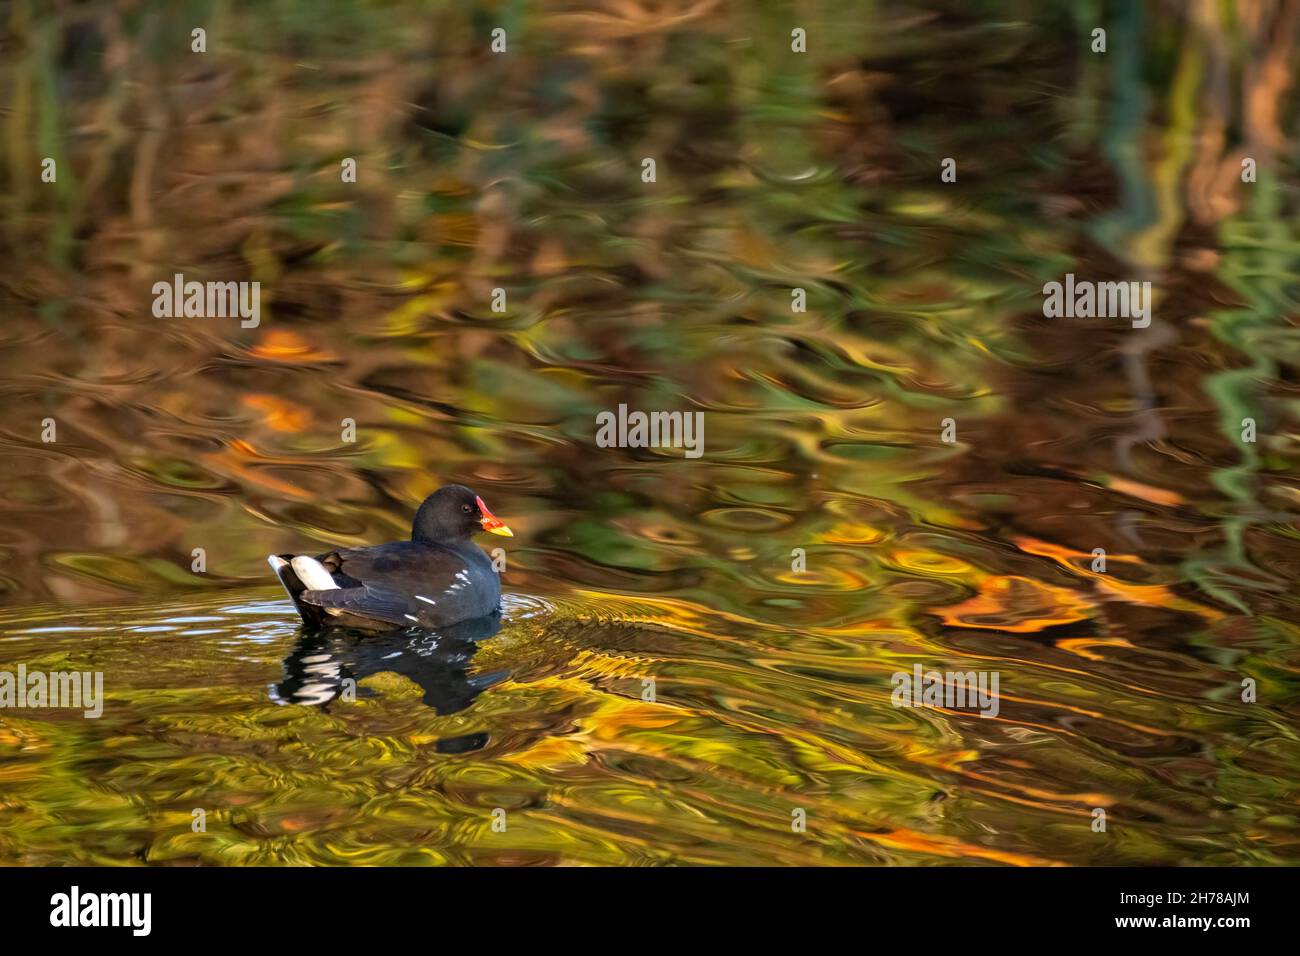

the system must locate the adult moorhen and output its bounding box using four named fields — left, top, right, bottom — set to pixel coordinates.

left=267, top=484, right=512, bottom=631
